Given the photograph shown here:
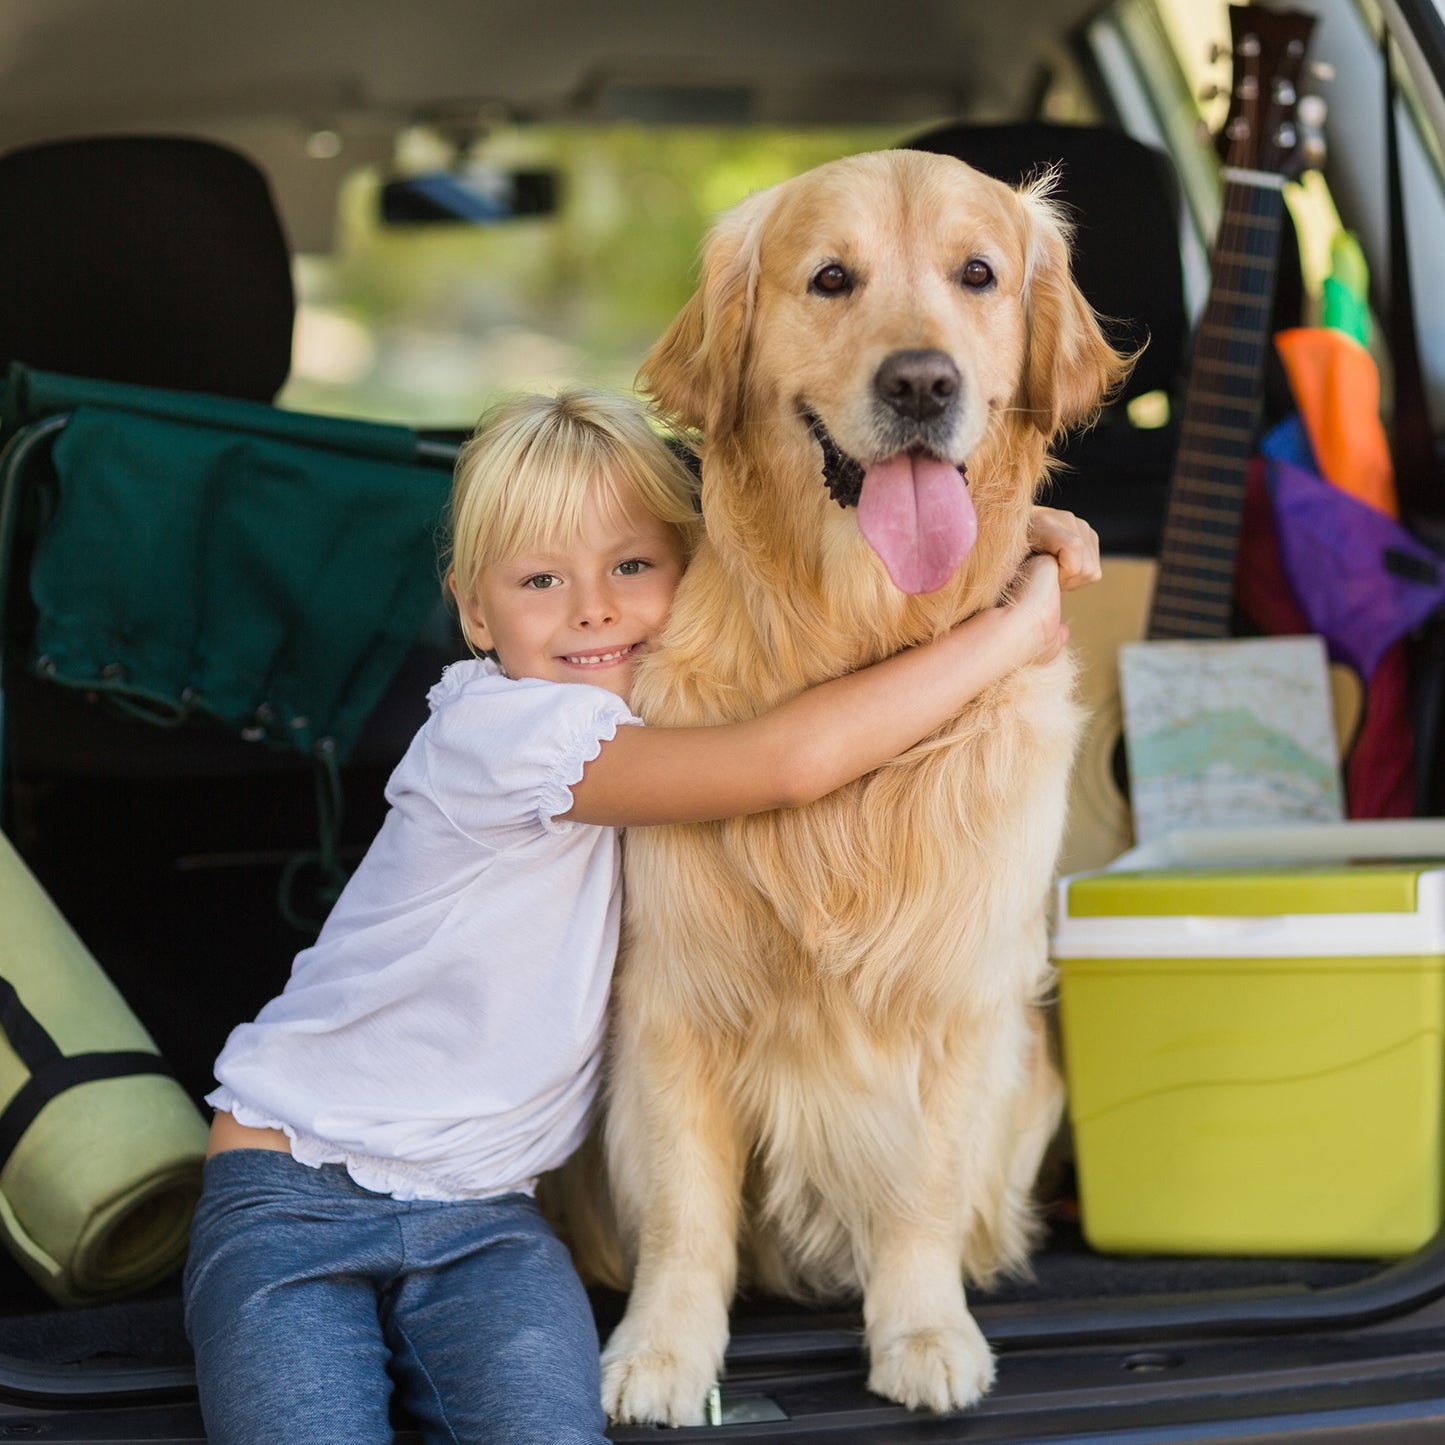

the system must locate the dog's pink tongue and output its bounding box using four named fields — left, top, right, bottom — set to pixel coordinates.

left=857, top=454, right=976, bottom=594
